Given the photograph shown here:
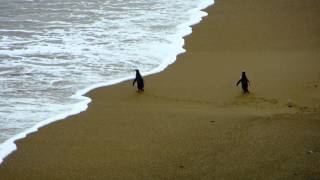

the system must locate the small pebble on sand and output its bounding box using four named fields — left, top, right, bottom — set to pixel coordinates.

left=287, top=99, right=294, bottom=108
